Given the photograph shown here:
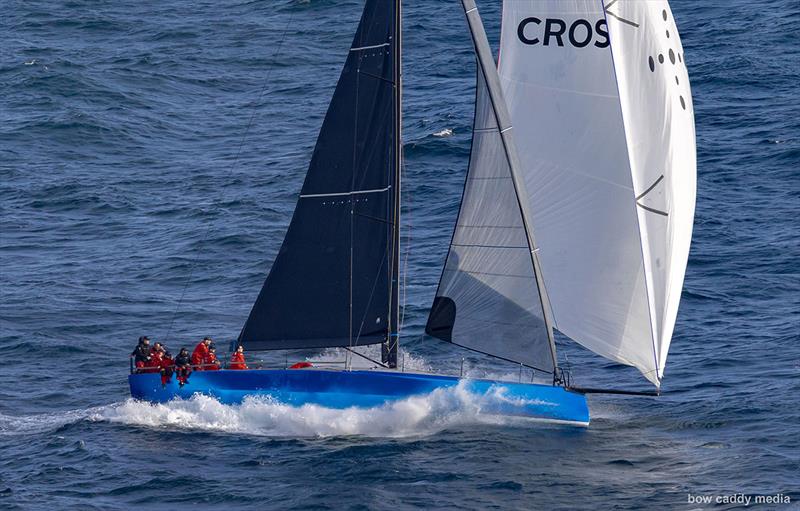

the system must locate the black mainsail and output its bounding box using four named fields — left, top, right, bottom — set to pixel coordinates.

left=239, top=0, right=401, bottom=358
